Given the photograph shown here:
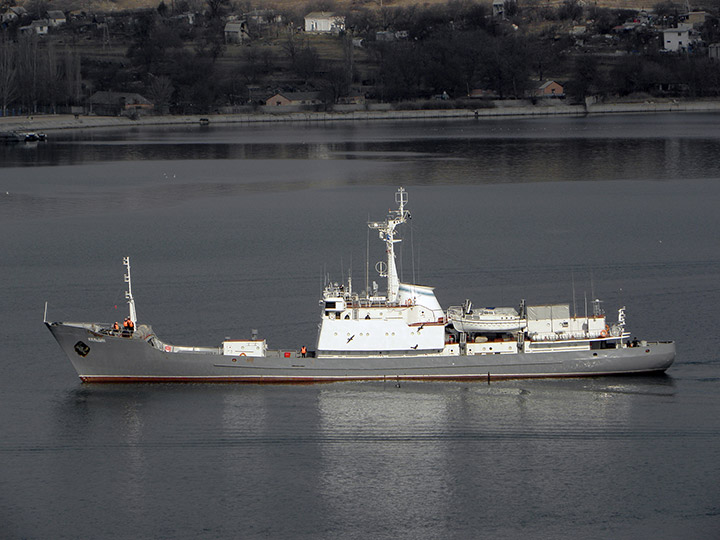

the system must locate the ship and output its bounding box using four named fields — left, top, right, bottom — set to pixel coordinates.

left=45, top=188, right=675, bottom=383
